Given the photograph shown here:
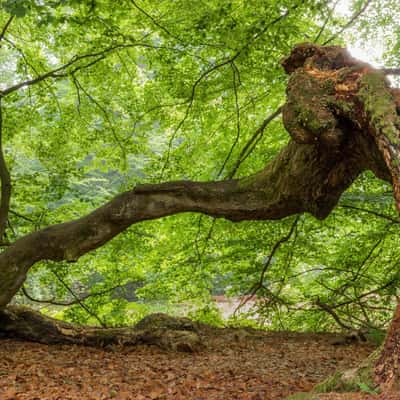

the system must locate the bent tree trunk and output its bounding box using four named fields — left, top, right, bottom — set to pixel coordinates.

left=1, top=43, right=400, bottom=390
